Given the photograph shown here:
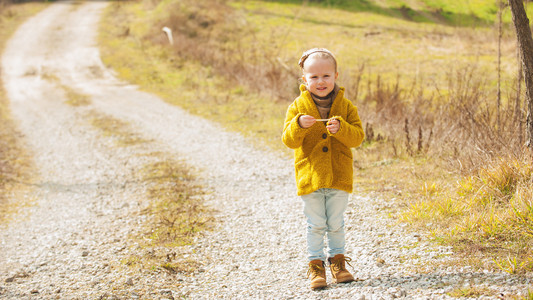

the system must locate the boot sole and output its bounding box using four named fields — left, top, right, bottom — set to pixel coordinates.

left=310, top=279, right=327, bottom=289
left=311, top=284, right=327, bottom=290
left=332, top=277, right=354, bottom=284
